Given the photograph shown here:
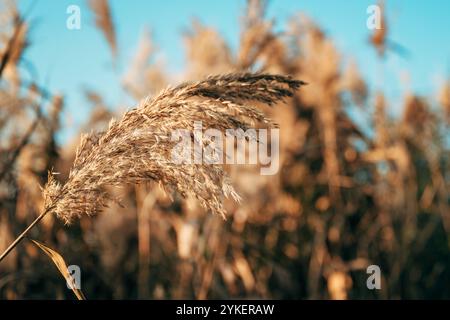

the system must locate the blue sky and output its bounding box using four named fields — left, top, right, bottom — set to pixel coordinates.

left=17, top=0, right=450, bottom=142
